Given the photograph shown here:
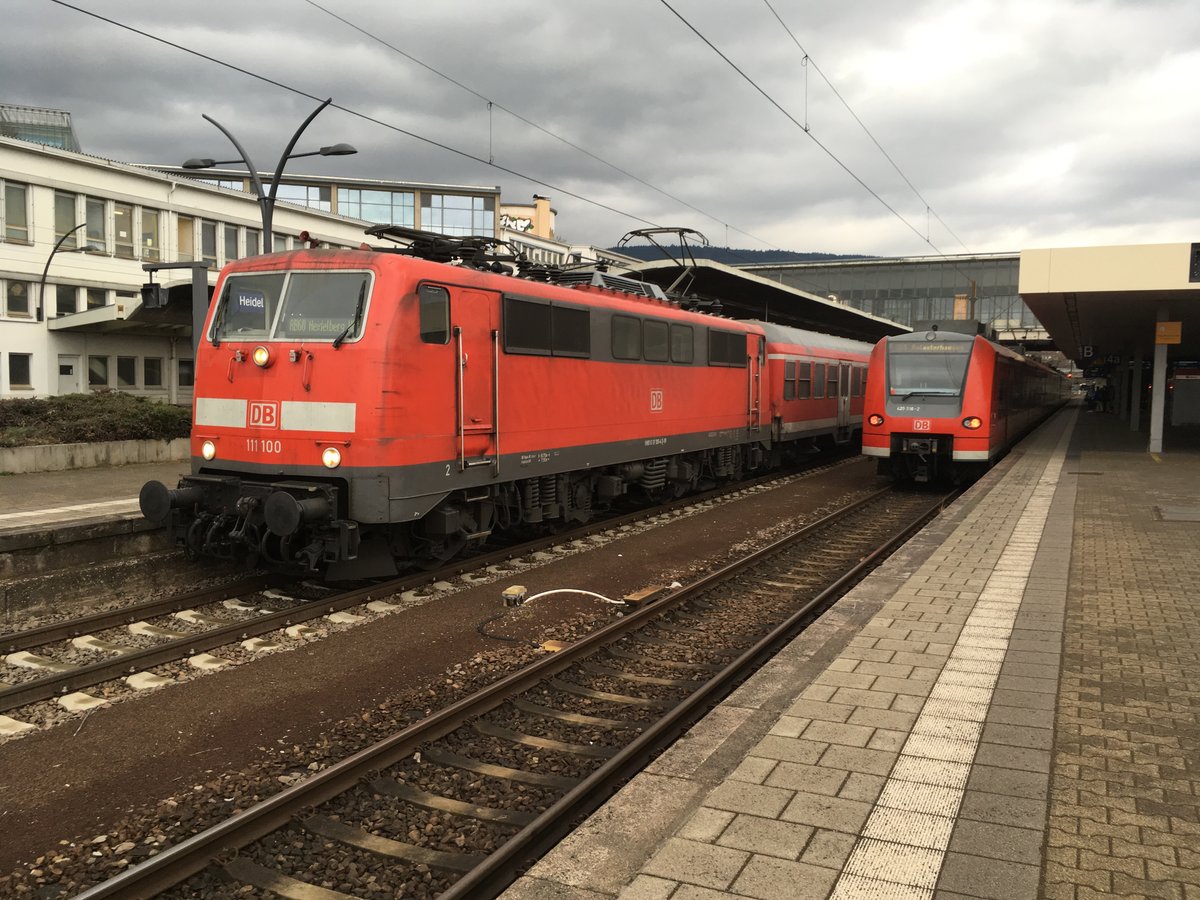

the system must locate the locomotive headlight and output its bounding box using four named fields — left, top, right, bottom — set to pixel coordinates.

left=962, top=416, right=983, bottom=430
left=321, top=446, right=342, bottom=469
left=201, top=440, right=217, bottom=460
left=867, top=414, right=885, bottom=427
left=252, top=345, right=273, bottom=368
